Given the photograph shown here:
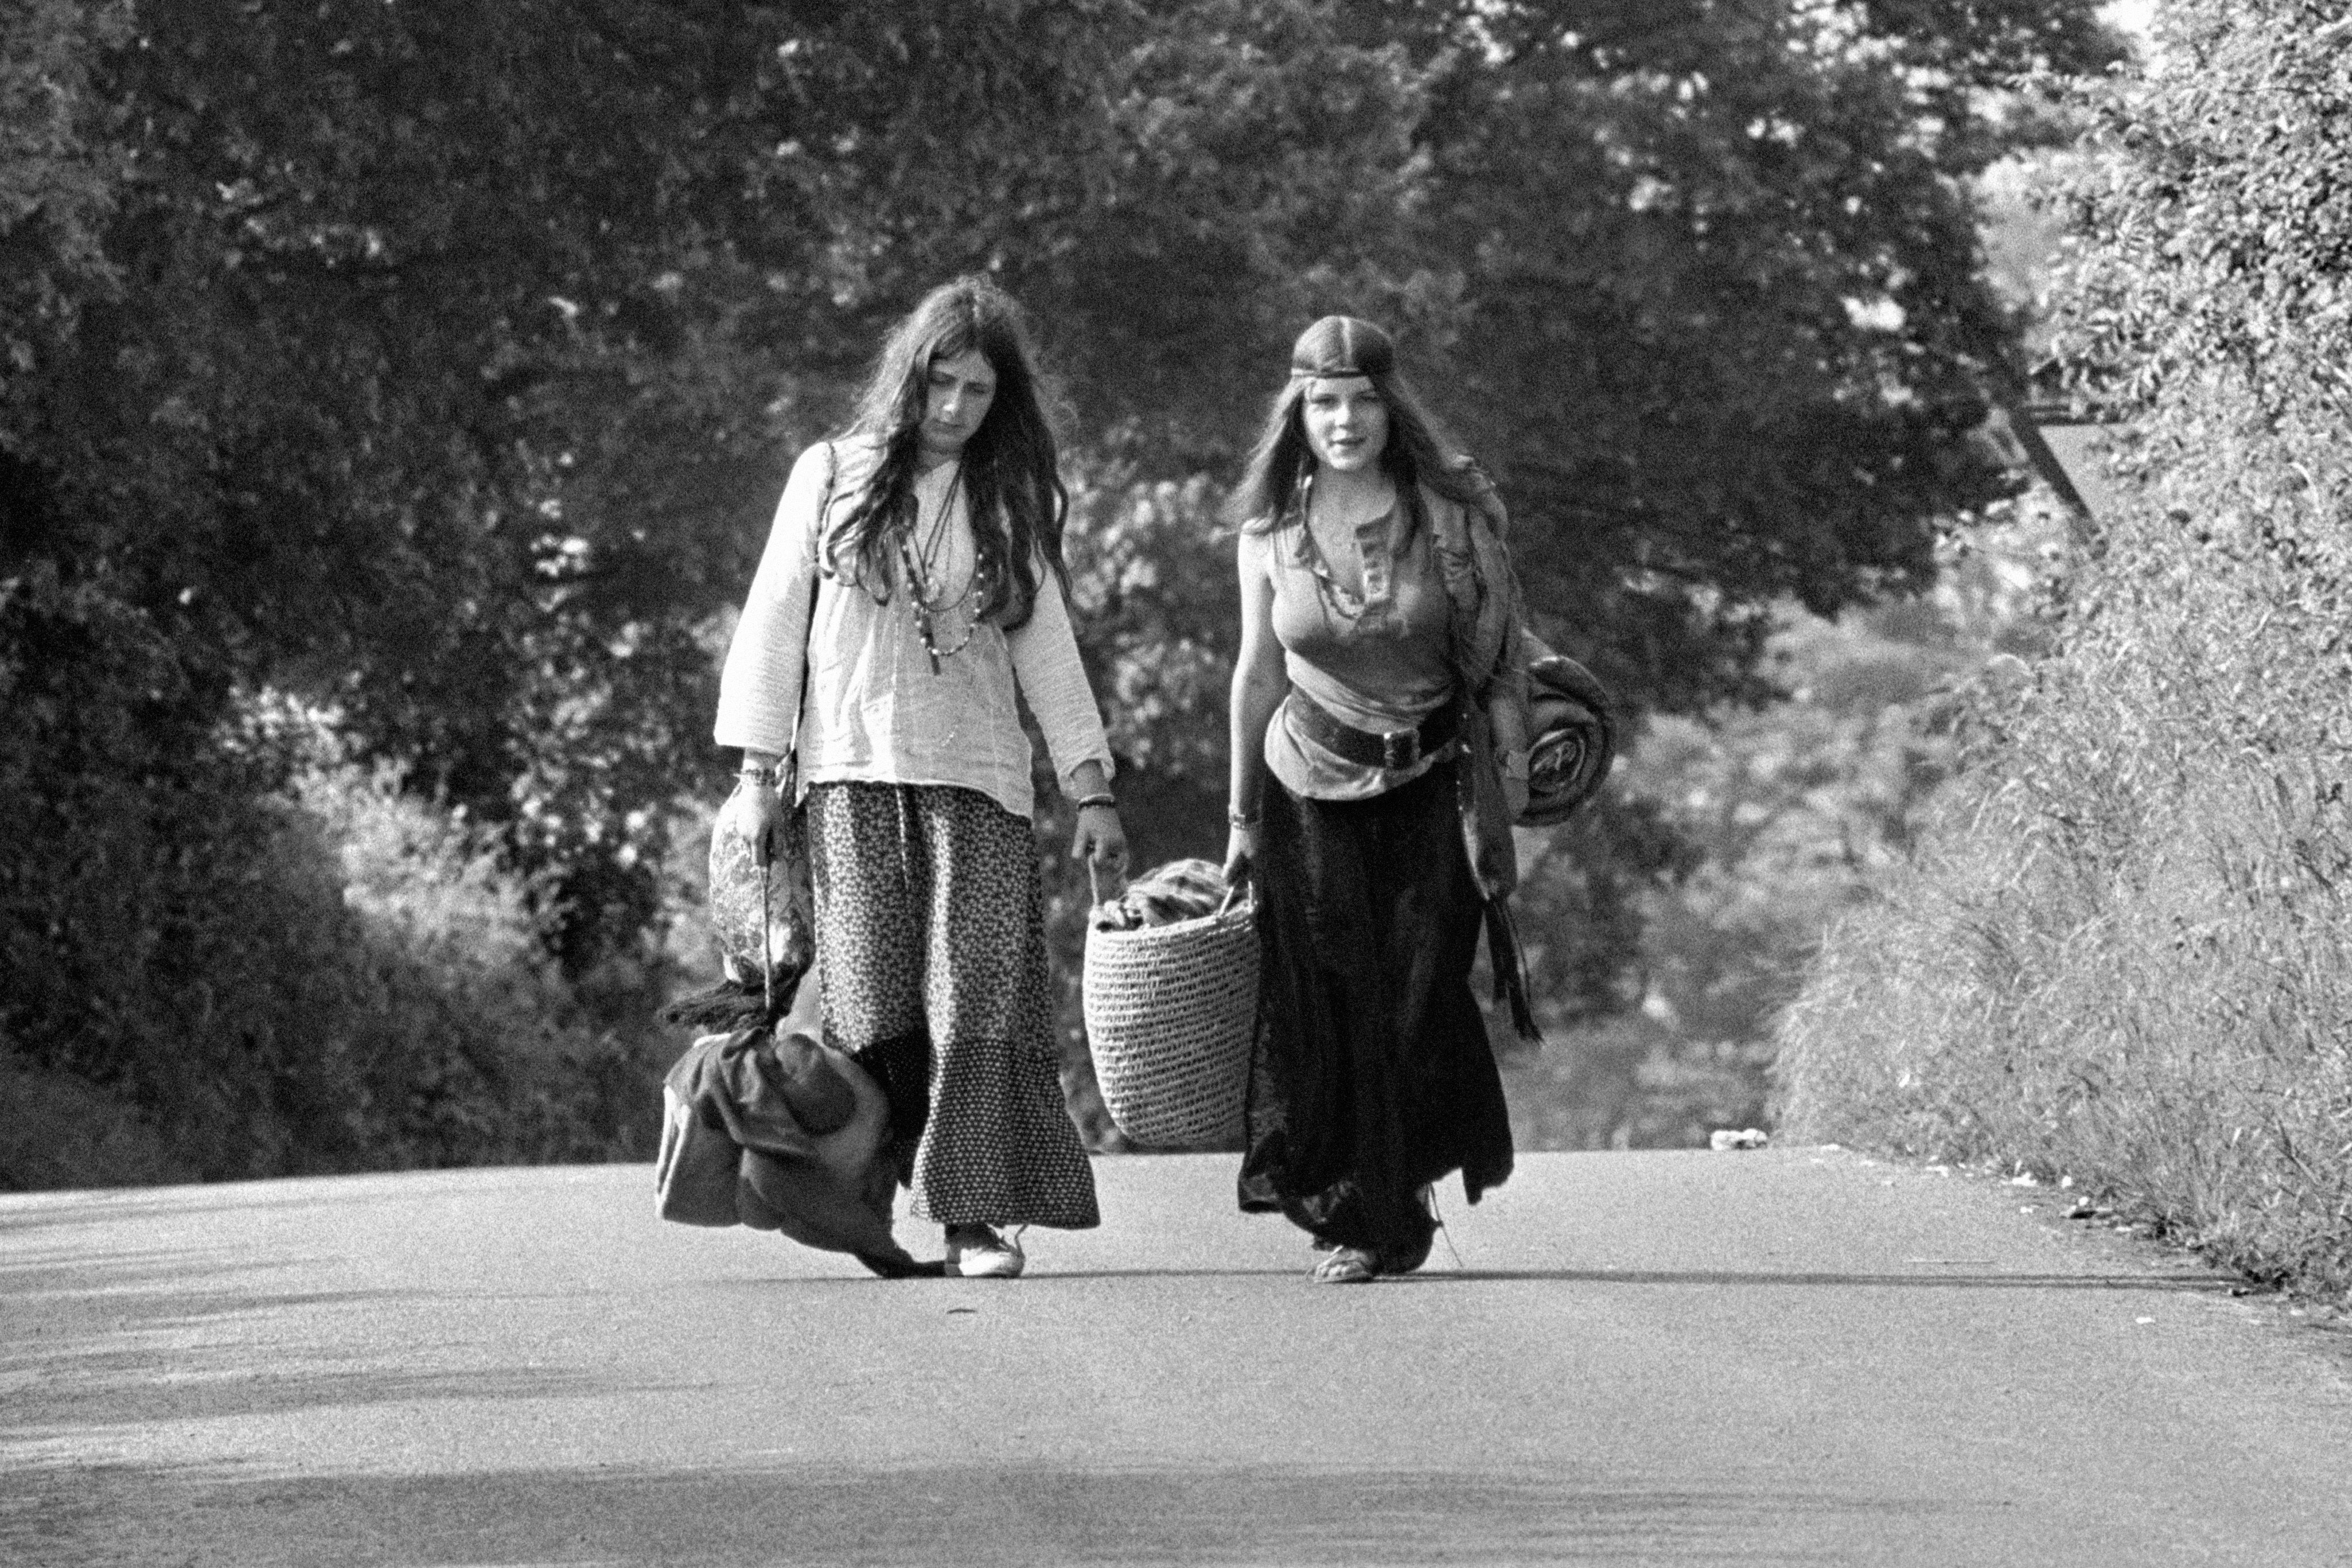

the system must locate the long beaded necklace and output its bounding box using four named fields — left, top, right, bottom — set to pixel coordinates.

left=899, top=463, right=983, bottom=673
